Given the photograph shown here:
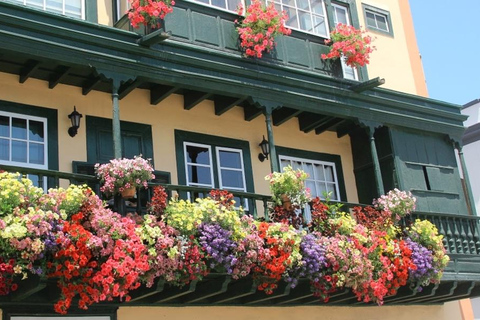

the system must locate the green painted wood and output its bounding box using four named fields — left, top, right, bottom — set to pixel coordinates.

left=0, top=1, right=468, bottom=141
left=390, top=128, right=468, bottom=214
left=86, top=116, right=154, bottom=164
left=85, top=0, right=98, bottom=23
left=275, top=146, right=348, bottom=202
left=192, top=12, right=220, bottom=46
